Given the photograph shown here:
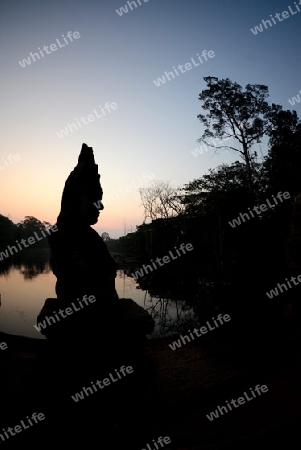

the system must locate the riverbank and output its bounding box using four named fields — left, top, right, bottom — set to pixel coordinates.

left=1, top=327, right=300, bottom=449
